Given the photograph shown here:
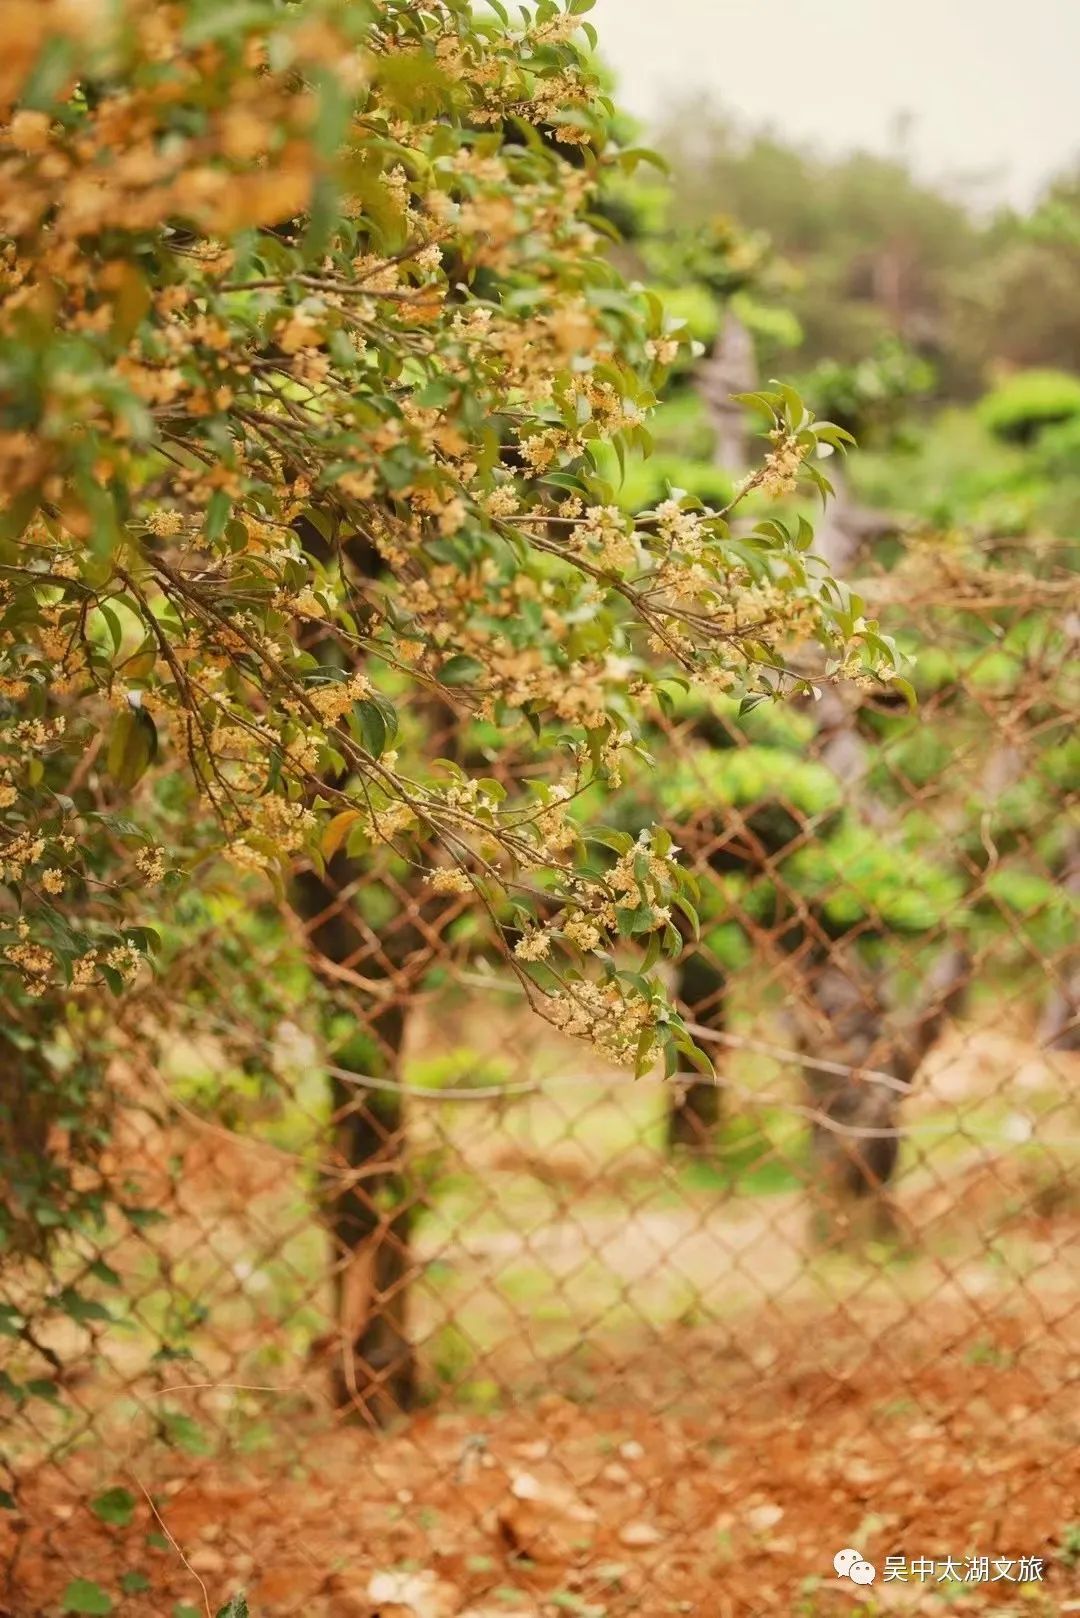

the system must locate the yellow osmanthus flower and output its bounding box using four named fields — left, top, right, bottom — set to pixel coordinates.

left=546, top=979, right=654, bottom=1068
left=135, top=847, right=166, bottom=884
left=562, top=914, right=603, bottom=953
left=514, top=929, right=551, bottom=963
left=4, top=940, right=53, bottom=996
left=426, top=868, right=473, bottom=895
